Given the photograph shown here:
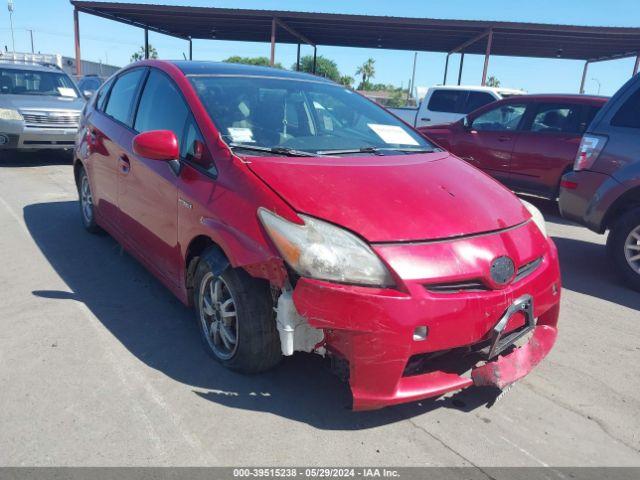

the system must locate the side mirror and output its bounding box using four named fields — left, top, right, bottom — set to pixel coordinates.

left=83, top=90, right=93, bottom=99
left=133, top=130, right=179, bottom=161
